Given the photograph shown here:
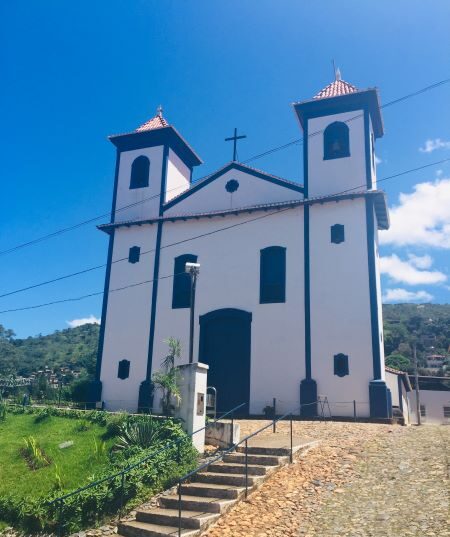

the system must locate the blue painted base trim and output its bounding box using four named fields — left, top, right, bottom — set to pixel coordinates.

left=369, top=380, right=392, bottom=418
left=300, top=378, right=317, bottom=417
left=138, top=380, right=154, bottom=413
left=87, top=380, right=102, bottom=405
